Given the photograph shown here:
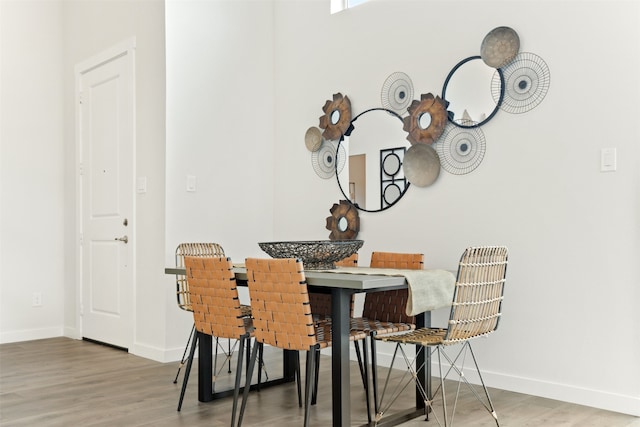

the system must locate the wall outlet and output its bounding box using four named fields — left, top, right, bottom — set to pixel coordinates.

left=32, top=292, right=42, bottom=307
